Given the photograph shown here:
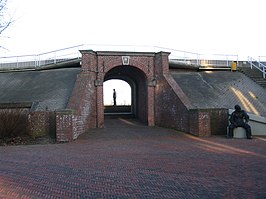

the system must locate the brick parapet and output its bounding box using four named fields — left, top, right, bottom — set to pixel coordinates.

left=189, top=108, right=228, bottom=136
left=155, top=75, right=190, bottom=132
left=28, top=111, right=50, bottom=138
left=189, top=109, right=211, bottom=136
left=55, top=109, right=77, bottom=142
